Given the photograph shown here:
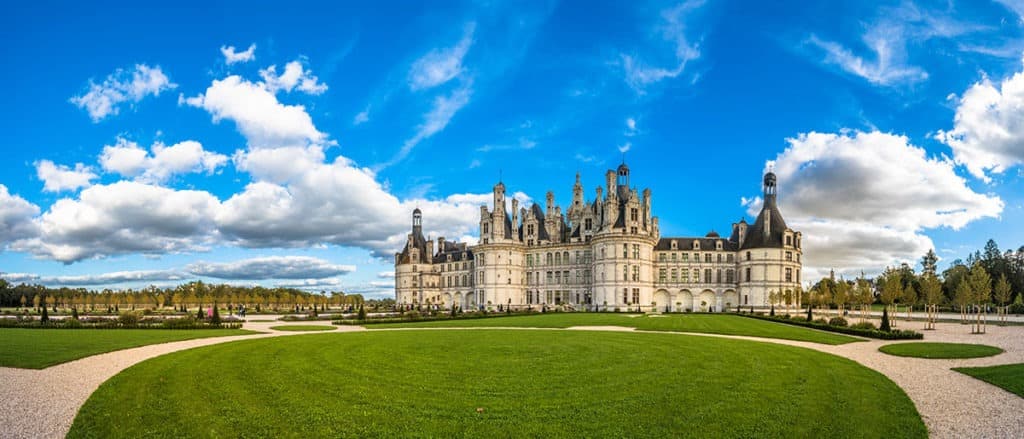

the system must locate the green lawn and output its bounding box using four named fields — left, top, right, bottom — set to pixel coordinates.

left=69, top=330, right=924, bottom=438
left=269, top=325, right=336, bottom=332
left=953, top=363, right=1024, bottom=398
left=370, top=313, right=860, bottom=345
left=878, top=342, right=1003, bottom=359
left=0, top=328, right=258, bottom=369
